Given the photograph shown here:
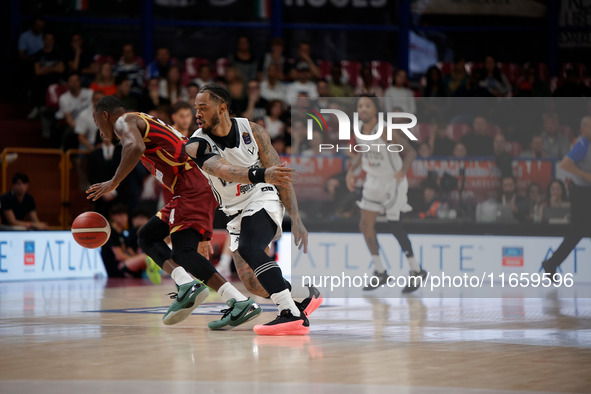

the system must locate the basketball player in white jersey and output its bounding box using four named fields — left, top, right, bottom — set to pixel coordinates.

left=185, top=84, right=322, bottom=335
left=346, top=95, right=427, bottom=293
